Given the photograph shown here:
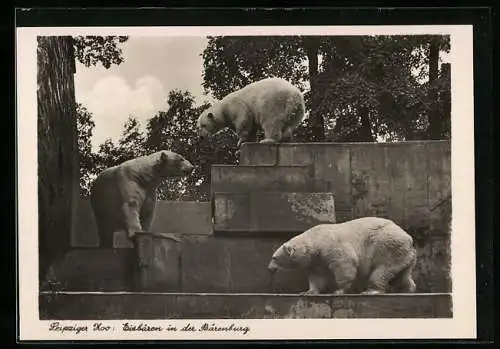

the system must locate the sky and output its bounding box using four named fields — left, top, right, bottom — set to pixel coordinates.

left=74, top=36, right=212, bottom=151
